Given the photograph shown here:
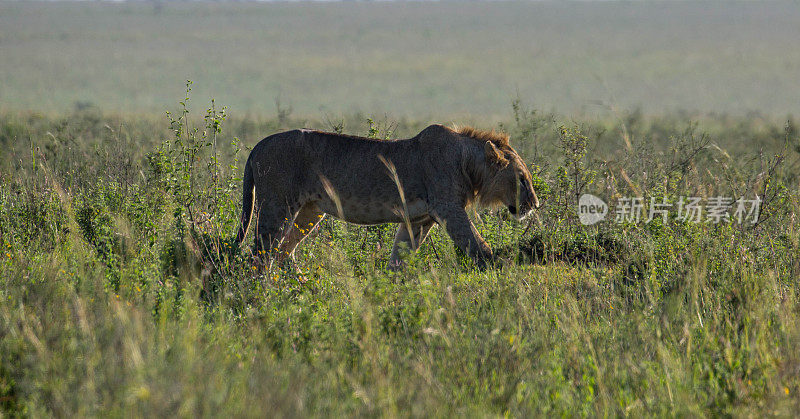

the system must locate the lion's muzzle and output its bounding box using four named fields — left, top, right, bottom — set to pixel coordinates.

left=508, top=204, right=533, bottom=221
